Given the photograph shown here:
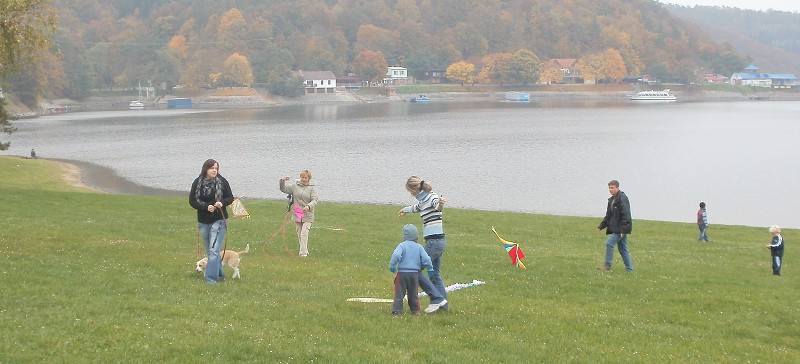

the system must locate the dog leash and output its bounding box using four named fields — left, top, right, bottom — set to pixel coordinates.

left=270, top=193, right=294, bottom=237
left=218, top=205, right=228, bottom=262
left=271, top=210, right=293, bottom=237
left=195, top=226, right=203, bottom=259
